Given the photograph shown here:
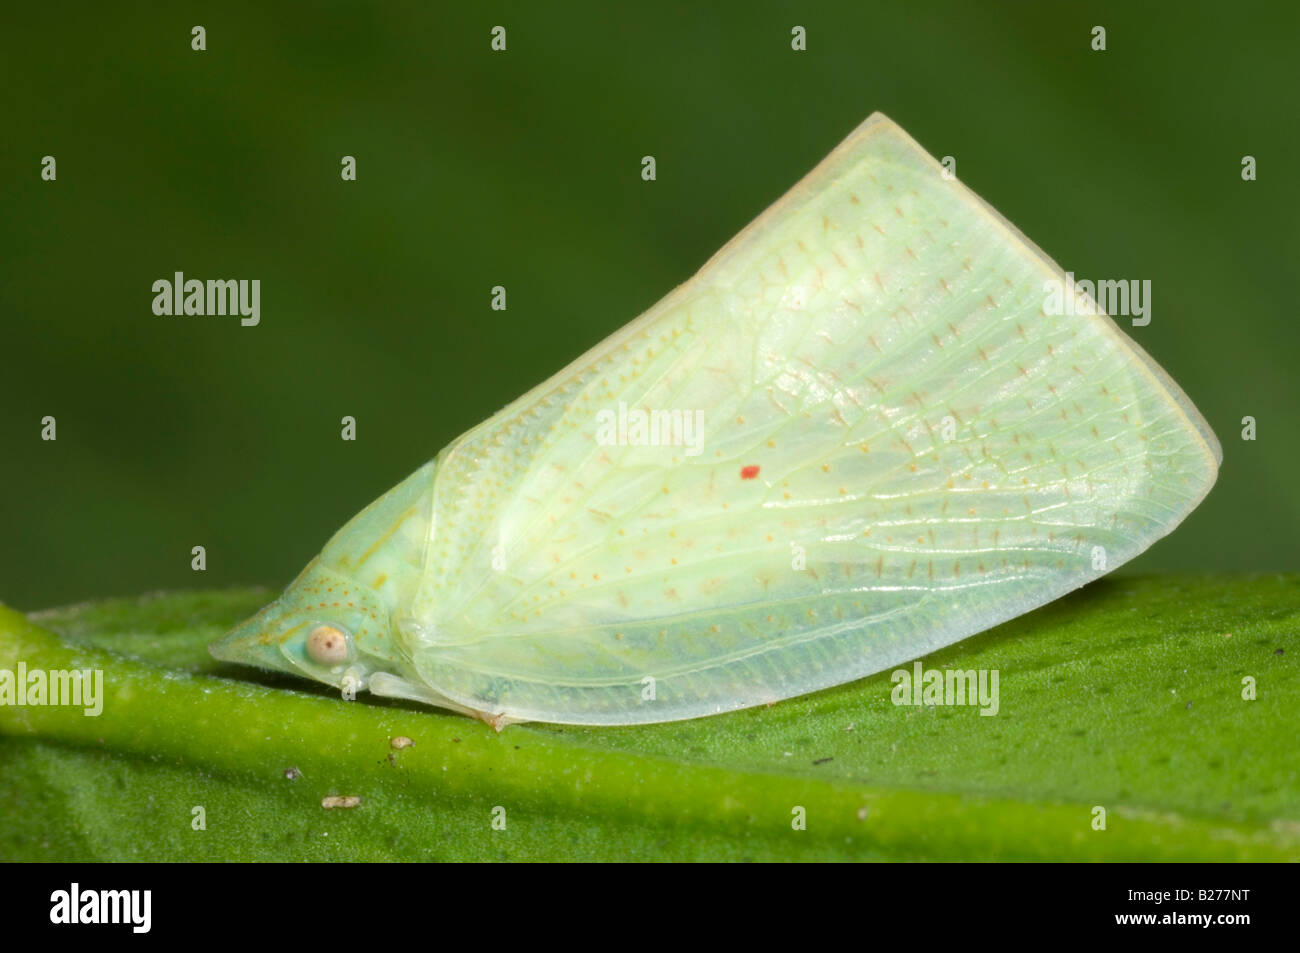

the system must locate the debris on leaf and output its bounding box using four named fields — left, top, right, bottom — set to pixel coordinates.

left=321, top=795, right=362, bottom=809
